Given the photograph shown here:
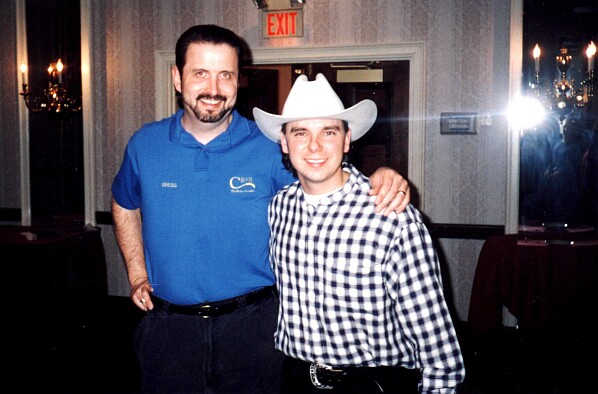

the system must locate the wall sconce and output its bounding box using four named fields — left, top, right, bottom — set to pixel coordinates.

left=19, top=58, right=81, bottom=114
left=531, top=41, right=595, bottom=115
